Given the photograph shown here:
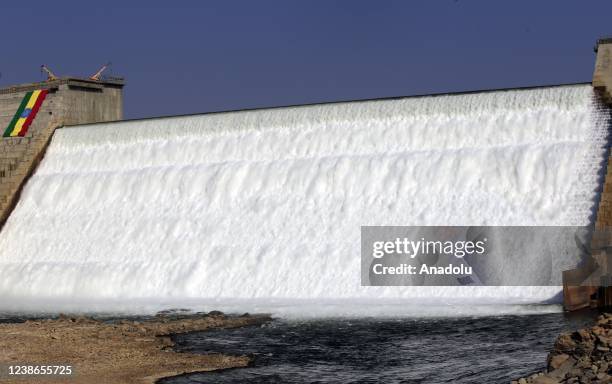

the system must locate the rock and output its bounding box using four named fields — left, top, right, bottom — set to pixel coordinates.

left=549, top=354, right=570, bottom=370
left=555, top=334, right=577, bottom=352
left=583, top=369, right=597, bottom=380
left=597, top=335, right=612, bottom=348
left=577, top=329, right=593, bottom=341
left=598, top=362, right=608, bottom=372
left=518, top=378, right=527, bottom=384
left=532, top=376, right=560, bottom=384
left=157, top=336, right=174, bottom=348
left=596, top=372, right=609, bottom=380
left=208, top=310, right=225, bottom=317
left=569, top=367, right=583, bottom=377
left=597, top=314, right=612, bottom=325
left=577, top=356, right=594, bottom=369
left=549, top=356, right=576, bottom=379
left=75, top=316, right=97, bottom=324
